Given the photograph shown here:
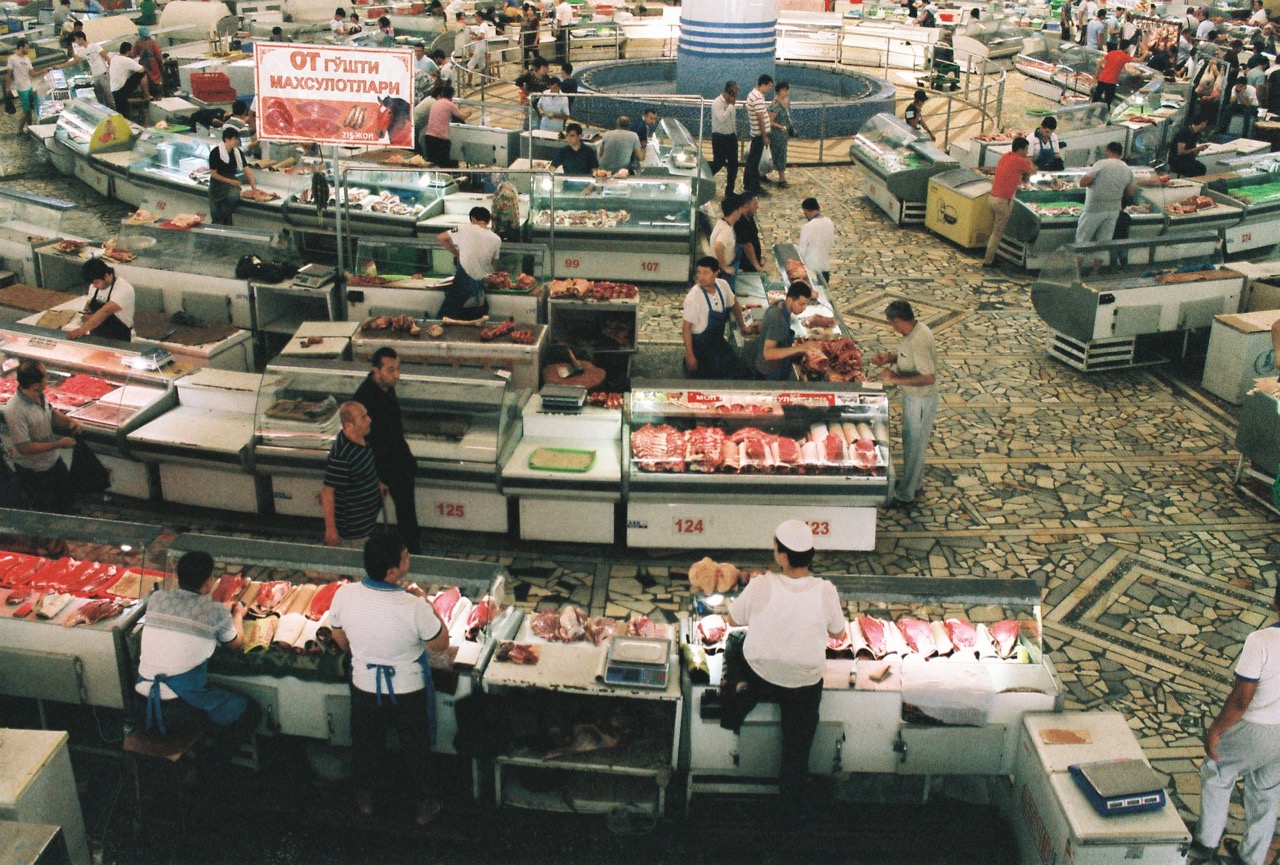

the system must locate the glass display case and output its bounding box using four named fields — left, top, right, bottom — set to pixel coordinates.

left=53, top=98, right=135, bottom=156
left=1203, top=153, right=1280, bottom=253
left=954, top=16, right=1026, bottom=58
left=850, top=113, right=957, bottom=223
left=0, top=509, right=165, bottom=710
left=253, top=358, right=523, bottom=483
left=127, top=128, right=219, bottom=189
left=1109, top=82, right=1188, bottom=167
left=35, top=62, right=96, bottom=124
left=625, top=380, right=892, bottom=501
left=168, top=532, right=517, bottom=748
left=644, top=118, right=714, bottom=205
left=567, top=20, right=627, bottom=59
left=0, top=187, right=77, bottom=286
left=282, top=165, right=457, bottom=237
